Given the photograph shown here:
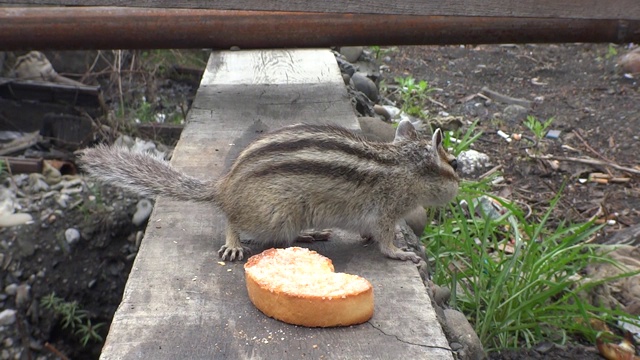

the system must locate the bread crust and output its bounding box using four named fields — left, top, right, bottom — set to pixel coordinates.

left=244, top=247, right=374, bottom=327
